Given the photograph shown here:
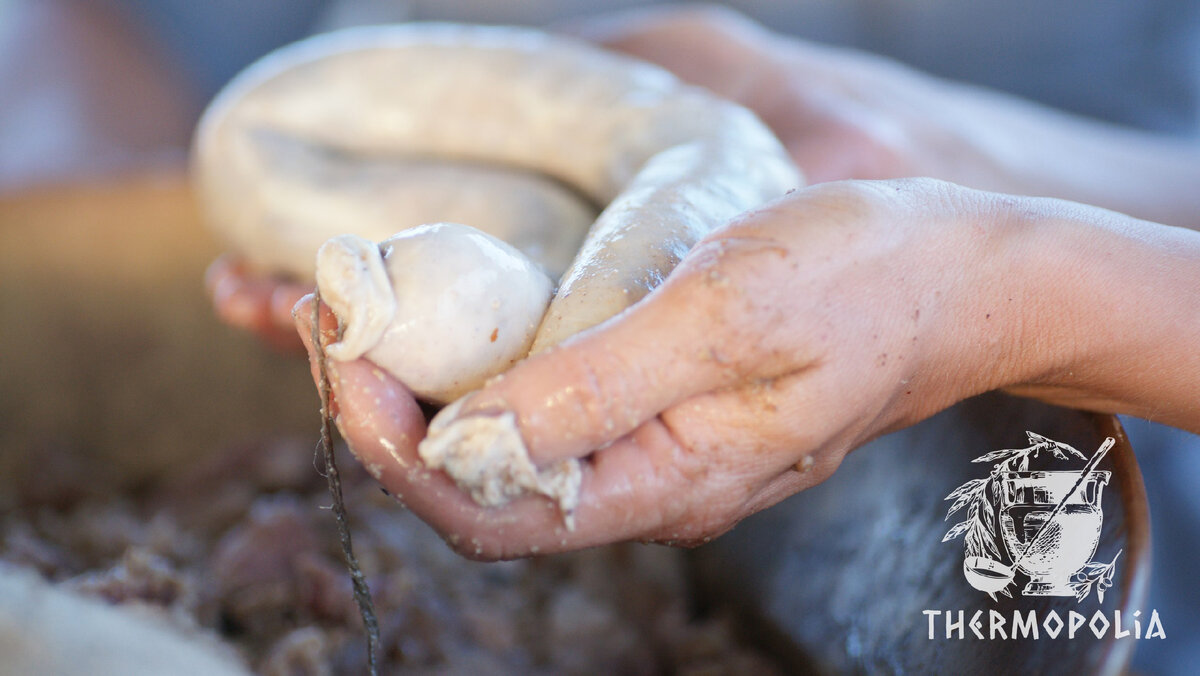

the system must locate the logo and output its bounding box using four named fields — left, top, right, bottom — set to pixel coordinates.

left=924, top=431, right=1165, bottom=642
left=942, top=432, right=1120, bottom=602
